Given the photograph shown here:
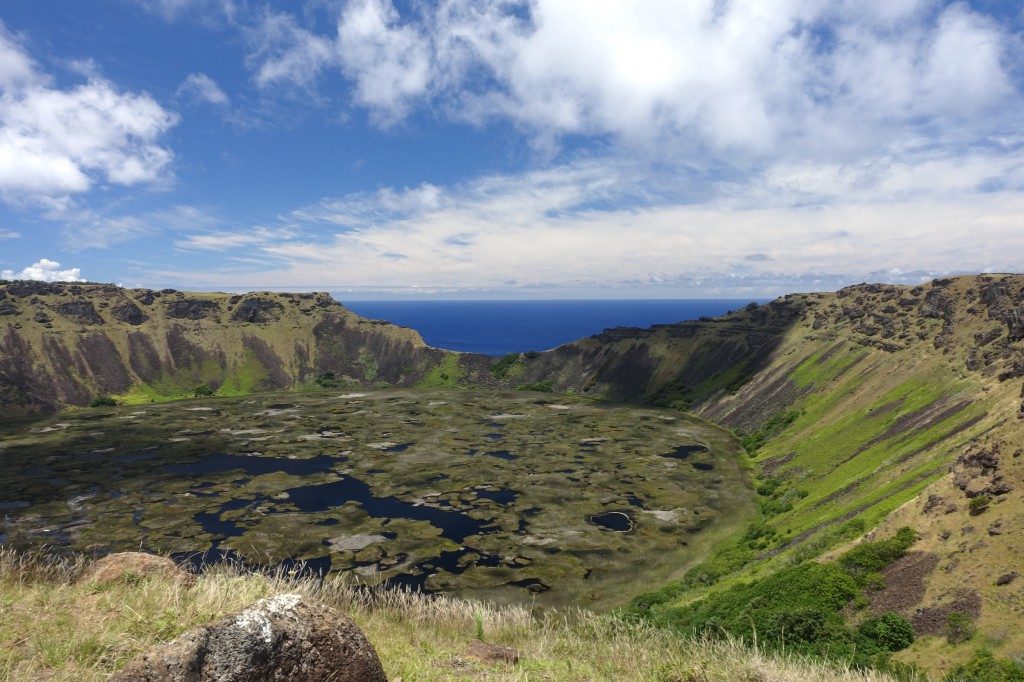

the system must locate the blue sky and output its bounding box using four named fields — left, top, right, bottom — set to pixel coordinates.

left=0, top=1, right=1022, bottom=298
